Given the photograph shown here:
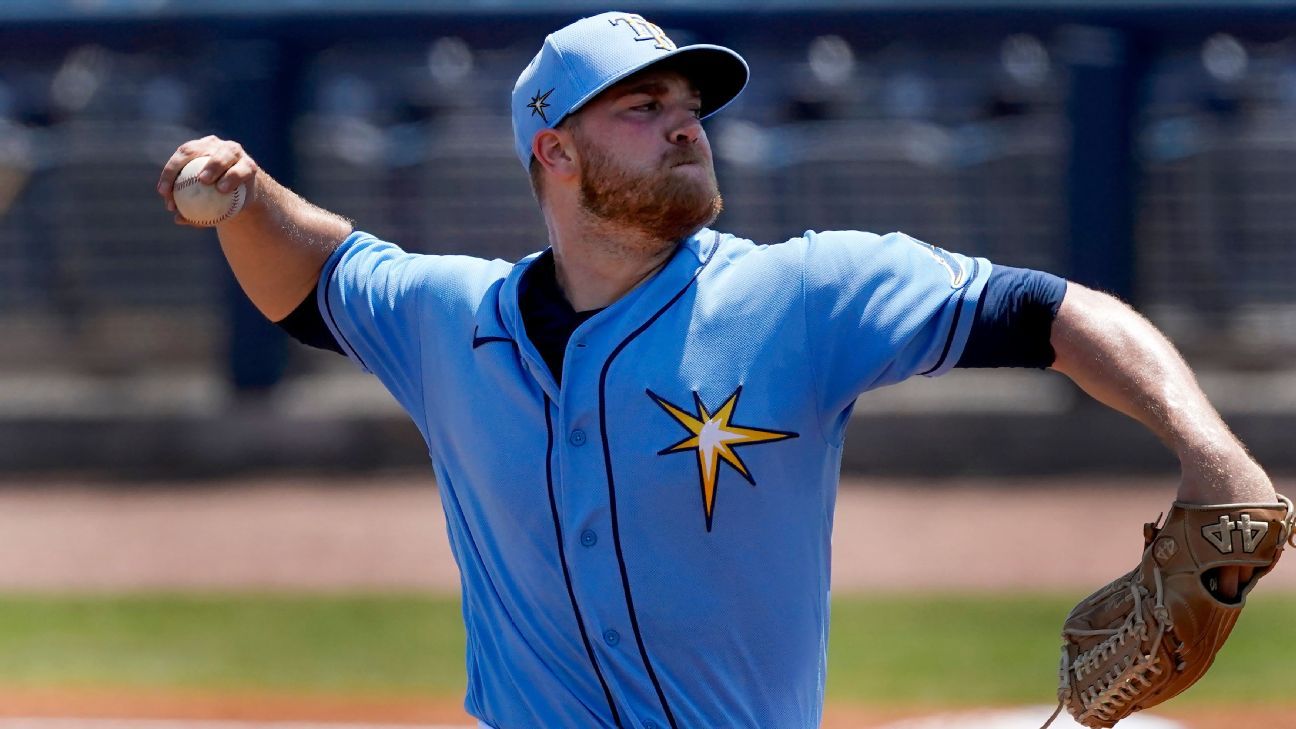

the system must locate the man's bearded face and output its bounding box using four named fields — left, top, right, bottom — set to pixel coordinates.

left=573, top=126, right=723, bottom=247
